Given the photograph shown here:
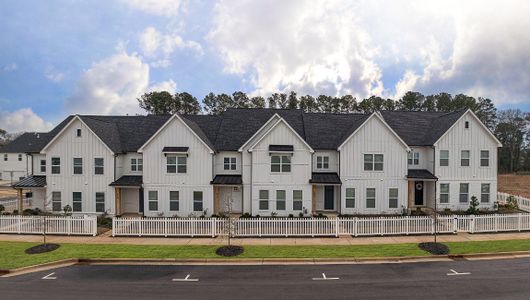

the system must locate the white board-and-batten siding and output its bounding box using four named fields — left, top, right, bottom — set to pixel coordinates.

left=340, top=116, right=409, bottom=214
left=141, top=117, right=213, bottom=217
left=435, top=111, right=499, bottom=210
left=43, top=118, right=115, bottom=214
